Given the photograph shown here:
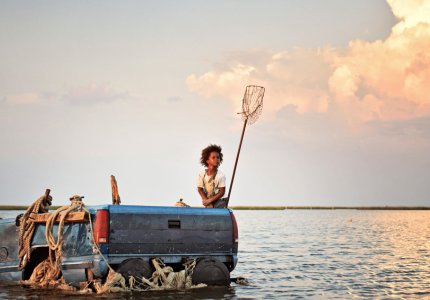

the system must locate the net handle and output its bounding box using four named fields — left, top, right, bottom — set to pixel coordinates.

left=227, top=118, right=248, bottom=205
